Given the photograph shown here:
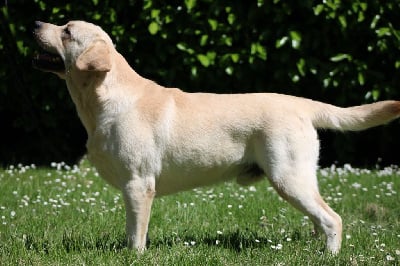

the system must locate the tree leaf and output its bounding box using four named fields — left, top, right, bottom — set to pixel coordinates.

left=197, top=54, right=210, bottom=67
left=376, top=27, right=391, bottom=37
left=185, top=0, right=196, bottom=12
left=148, top=22, right=159, bottom=35
left=330, top=53, right=352, bottom=62
left=208, top=19, right=218, bottom=31
left=275, top=36, right=288, bottom=48
left=290, top=31, right=301, bottom=49
left=230, top=54, right=239, bottom=63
